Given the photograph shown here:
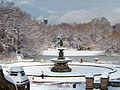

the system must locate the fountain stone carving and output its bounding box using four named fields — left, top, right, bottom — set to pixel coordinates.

left=51, top=37, right=72, bottom=72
